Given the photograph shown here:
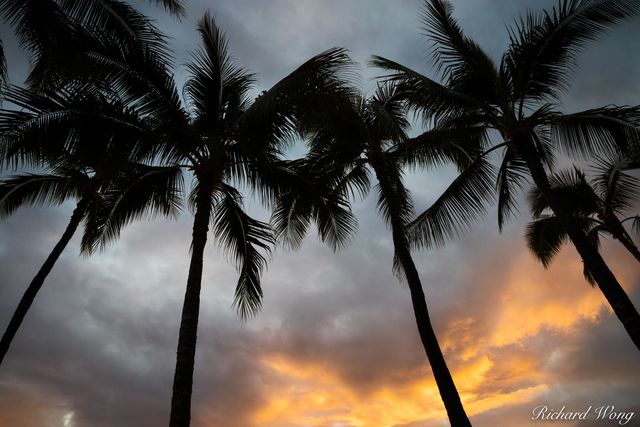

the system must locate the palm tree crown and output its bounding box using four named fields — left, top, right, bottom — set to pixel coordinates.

left=273, top=83, right=474, bottom=426
left=527, top=154, right=640, bottom=277
left=372, top=0, right=640, bottom=351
